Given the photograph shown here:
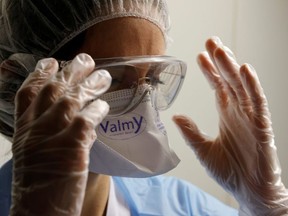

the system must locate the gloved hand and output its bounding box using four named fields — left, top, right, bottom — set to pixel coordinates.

left=11, top=54, right=111, bottom=216
left=173, top=37, right=288, bottom=215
